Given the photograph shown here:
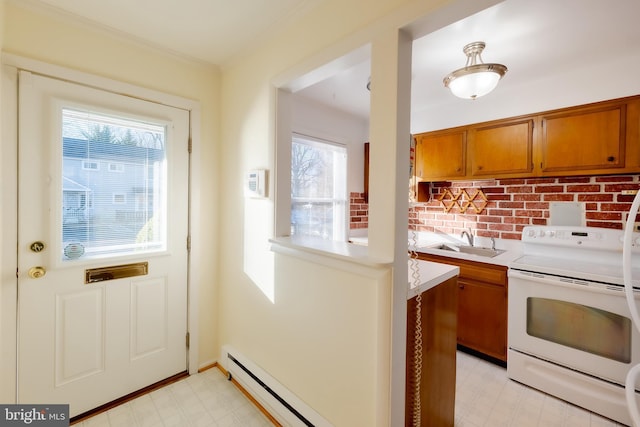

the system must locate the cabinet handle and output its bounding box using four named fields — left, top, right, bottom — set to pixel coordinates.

left=458, top=284, right=464, bottom=290
left=607, top=156, right=615, bottom=162
left=477, top=165, right=483, bottom=171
